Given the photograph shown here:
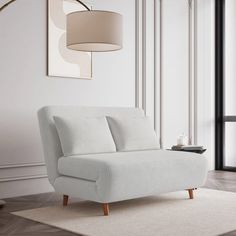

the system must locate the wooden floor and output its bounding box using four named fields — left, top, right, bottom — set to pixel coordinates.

left=1, top=170, right=236, bottom=236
